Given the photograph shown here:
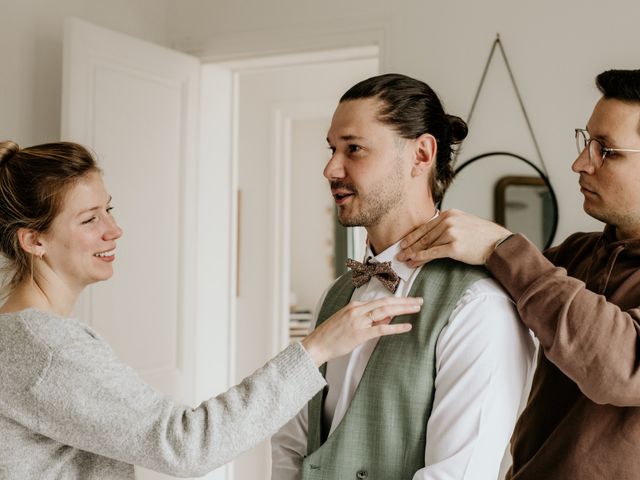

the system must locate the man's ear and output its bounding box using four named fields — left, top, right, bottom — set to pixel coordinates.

left=411, top=133, right=437, bottom=177
left=17, top=228, right=45, bottom=258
